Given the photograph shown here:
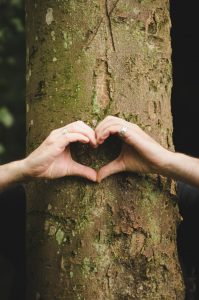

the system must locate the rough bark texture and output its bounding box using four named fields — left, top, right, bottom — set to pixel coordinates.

left=26, top=0, right=185, bottom=299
